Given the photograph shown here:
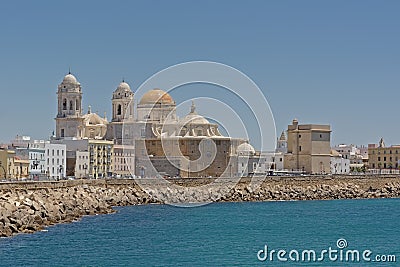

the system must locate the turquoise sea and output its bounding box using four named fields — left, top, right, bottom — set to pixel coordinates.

left=0, top=199, right=399, bottom=266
